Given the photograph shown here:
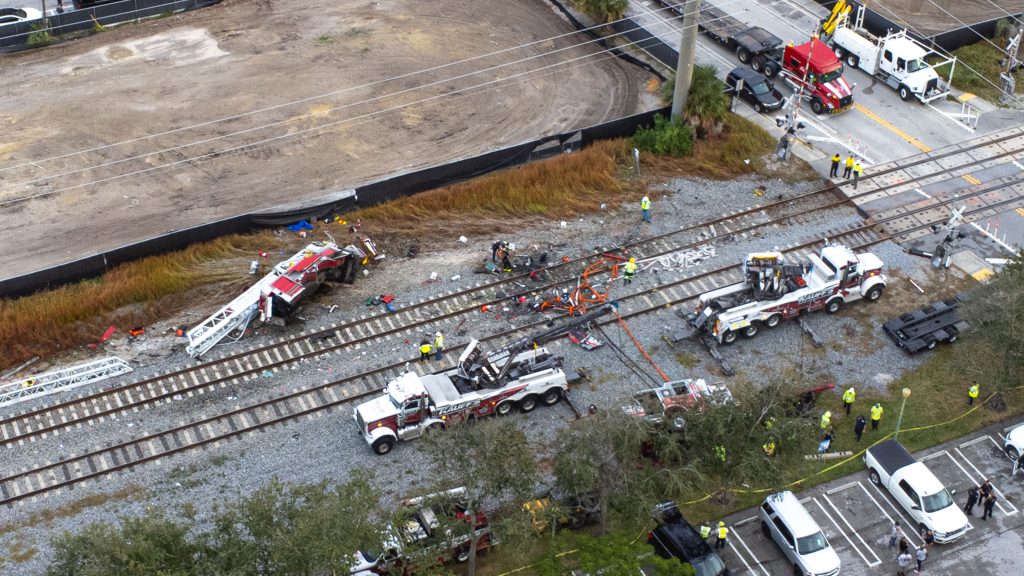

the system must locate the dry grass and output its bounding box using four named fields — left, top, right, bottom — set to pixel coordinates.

left=350, top=139, right=635, bottom=237
left=0, top=485, right=149, bottom=538
left=0, top=233, right=283, bottom=371
left=642, top=114, right=775, bottom=179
